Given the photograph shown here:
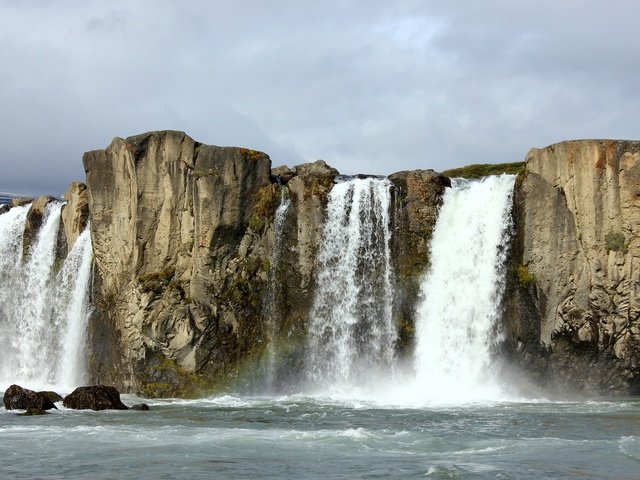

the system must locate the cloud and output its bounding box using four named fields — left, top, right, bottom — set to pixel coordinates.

left=1, top=0, right=639, bottom=194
